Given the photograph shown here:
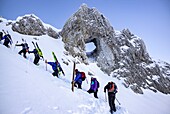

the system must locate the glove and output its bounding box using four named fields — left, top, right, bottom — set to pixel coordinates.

left=114, top=90, right=117, bottom=94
